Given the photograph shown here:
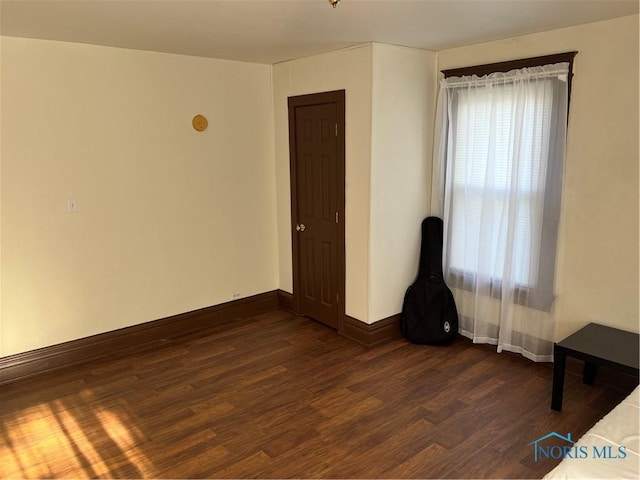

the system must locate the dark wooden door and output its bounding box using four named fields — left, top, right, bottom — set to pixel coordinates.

left=288, top=91, right=345, bottom=330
